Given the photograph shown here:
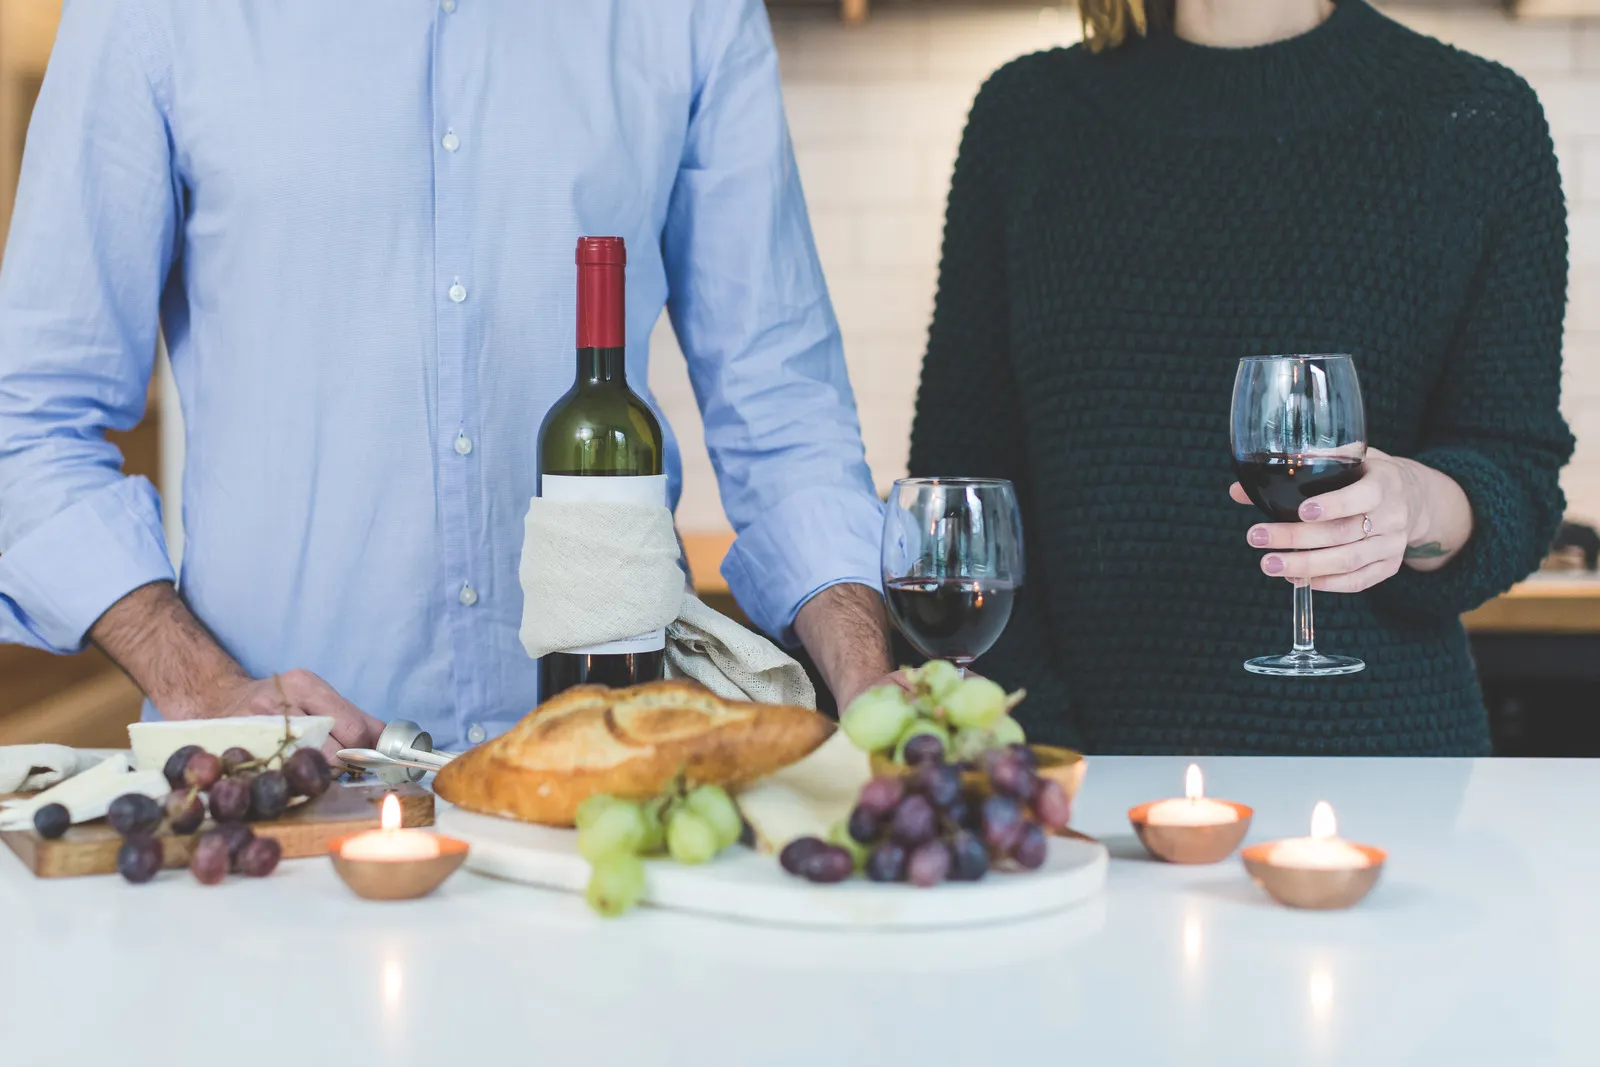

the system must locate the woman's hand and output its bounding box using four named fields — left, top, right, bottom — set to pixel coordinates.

left=1230, top=447, right=1469, bottom=593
